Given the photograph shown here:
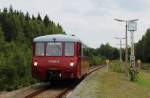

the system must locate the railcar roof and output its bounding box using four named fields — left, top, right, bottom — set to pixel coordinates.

left=33, top=34, right=81, bottom=42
